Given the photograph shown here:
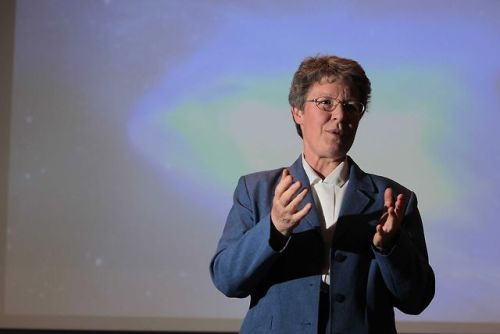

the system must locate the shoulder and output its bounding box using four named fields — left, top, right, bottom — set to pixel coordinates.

left=229, top=167, right=285, bottom=210
left=368, top=172, right=412, bottom=194
left=354, top=166, right=419, bottom=215
left=349, top=158, right=414, bottom=197
left=239, top=167, right=284, bottom=191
